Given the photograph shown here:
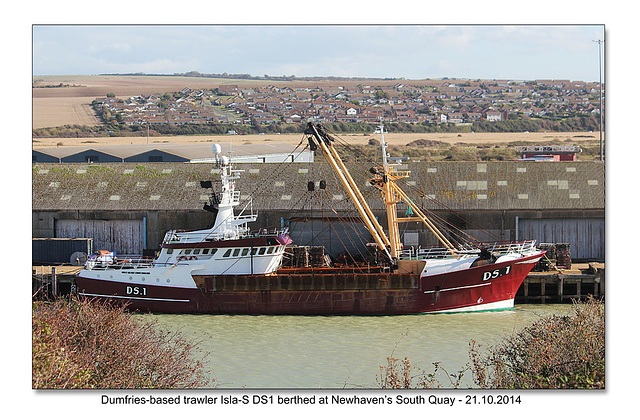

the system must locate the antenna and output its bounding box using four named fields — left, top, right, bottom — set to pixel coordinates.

left=379, top=119, right=389, bottom=169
